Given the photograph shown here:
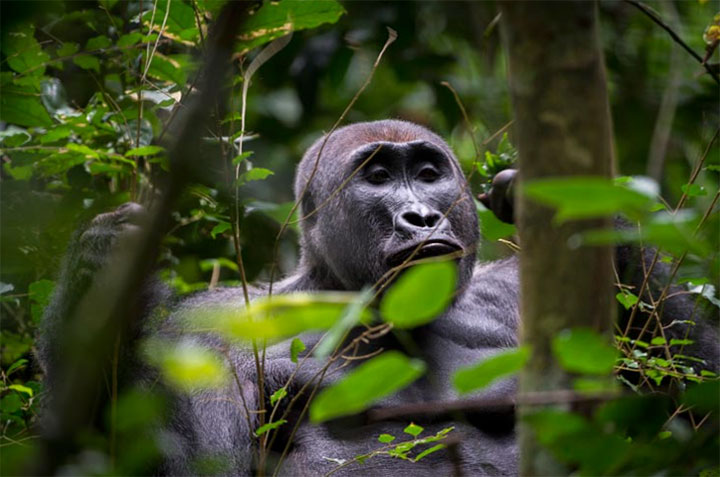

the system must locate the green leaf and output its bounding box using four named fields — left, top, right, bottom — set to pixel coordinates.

left=29, top=279, right=55, bottom=323
left=403, top=423, right=424, bottom=437
left=0, top=84, right=53, bottom=127
left=0, top=394, right=23, bottom=413
left=117, top=32, right=143, bottom=48
left=615, top=292, right=638, bottom=310
left=242, top=167, right=274, bottom=183
left=73, top=54, right=100, bottom=73
left=270, top=388, right=287, bottom=406
left=57, top=42, right=79, bottom=57
left=650, top=337, right=666, bottom=346
left=193, top=292, right=370, bottom=341
left=380, top=261, right=456, bottom=329
left=290, top=338, right=306, bottom=363
left=142, top=0, right=197, bottom=40
left=413, top=444, right=445, bottom=462
left=144, top=339, right=228, bottom=392
left=1, top=24, right=50, bottom=75
left=8, top=384, right=33, bottom=397
left=237, top=0, right=346, bottom=54
left=210, top=221, right=231, bottom=239
left=552, top=328, right=617, bottom=375
left=669, top=338, right=694, bottom=346
left=476, top=201, right=516, bottom=241
left=309, top=351, right=426, bottom=423
left=378, top=433, right=396, bottom=443
left=147, top=53, right=189, bottom=86
left=583, top=211, right=711, bottom=257
left=523, top=177, right=653, bottom=222
left=125, top=145, right=164, bottom=156
left=6, top=359, right=27, bottom=376
left=86, top=35, right=111, bottom=50
left=681, top=183, right=707, bottom=197
left=453, top=346, right=530, bottom=394
left=254, top=419, right=287, bottom=437
left=314, top=288, right=373, bottom=359
left=232, top=151, right=253, bottom=166
left=682, top=380, right=720, bottom=413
